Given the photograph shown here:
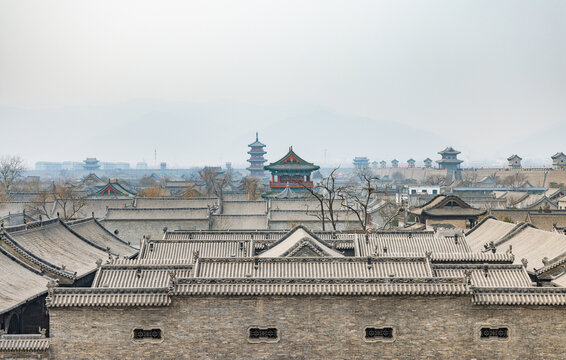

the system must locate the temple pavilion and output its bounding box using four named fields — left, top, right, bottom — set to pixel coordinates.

left=264, top=146, right=320, bottom=191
